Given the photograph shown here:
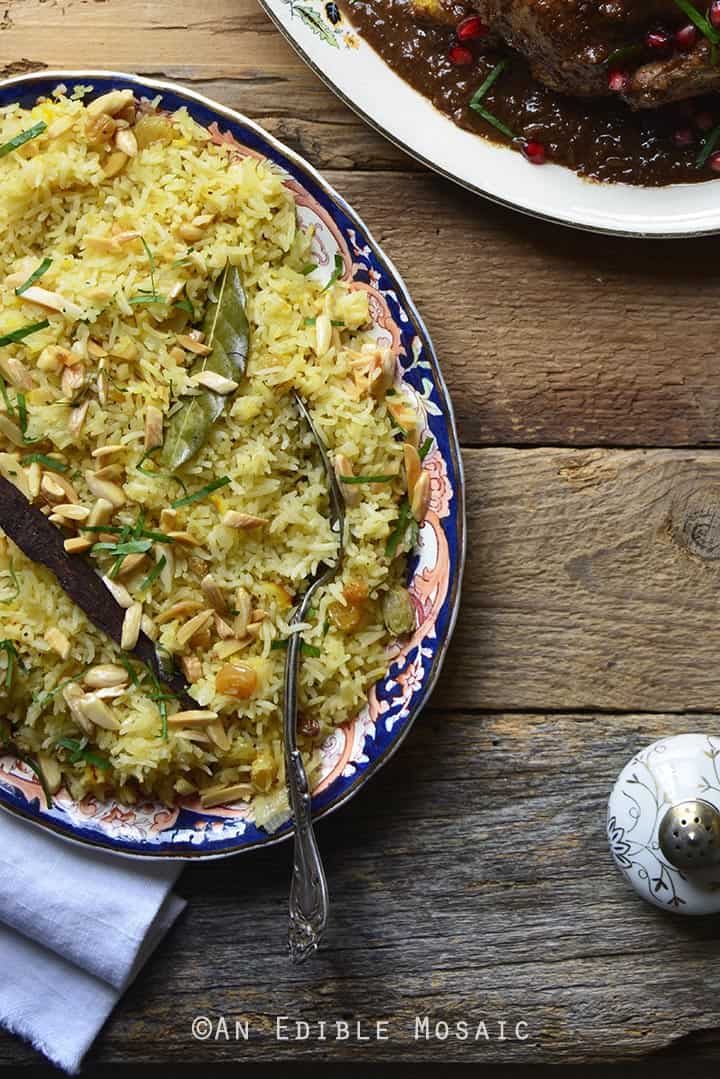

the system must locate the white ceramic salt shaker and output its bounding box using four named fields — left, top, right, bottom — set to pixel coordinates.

left=607, top=733, right=720, bottom=915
